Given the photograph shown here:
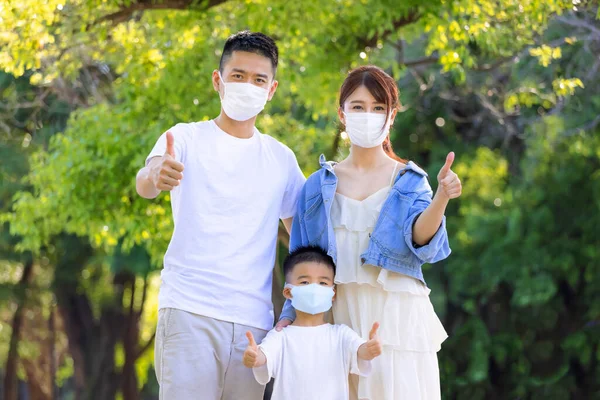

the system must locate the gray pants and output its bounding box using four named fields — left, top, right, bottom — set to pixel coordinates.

left=154, top=308, right=268, bottom=400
